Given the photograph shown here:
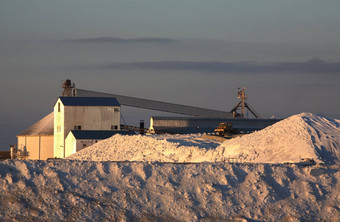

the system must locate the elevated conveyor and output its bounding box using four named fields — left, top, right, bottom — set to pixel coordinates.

left=76, top=89, right=233, bottom=118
